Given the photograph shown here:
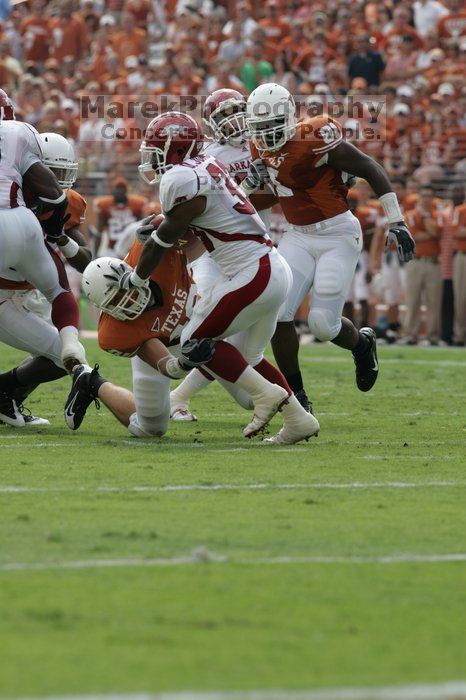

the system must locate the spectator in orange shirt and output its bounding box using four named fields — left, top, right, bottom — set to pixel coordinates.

left=382, top=7, right=424, bottom=54
left=125, top=0, right=151, bottom=30
left=258, top=0, right=290, bottom=45
left=402, top=185, right=442, bottom=344
left=50, top=0, right=88, bottom=62
left=170, top=58, right=203, bottom=95
left=437, top=0, right=466, bottom=39
left=279, top=21, right=310, bottom=67
left=20, top=0, right=50, bottom=63
left=293, top=32, right=335, bottom=86
left=111, top=13, right=146, bottom=62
